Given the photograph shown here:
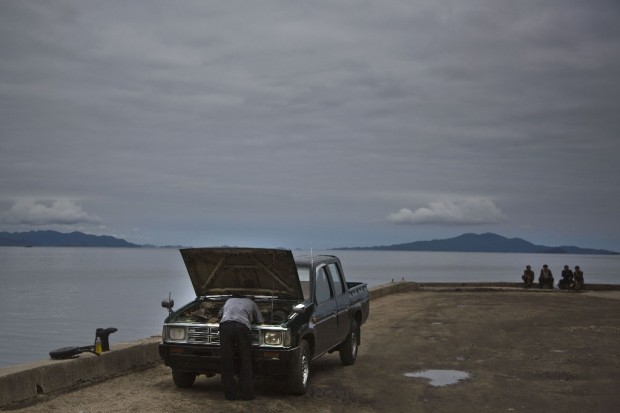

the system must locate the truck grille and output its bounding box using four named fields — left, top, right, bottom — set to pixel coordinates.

left=186, top=326, right=260, bottom=345
left=187, top=327, right=260, bottom=346
left=187, top=326, right=220, bottom=344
